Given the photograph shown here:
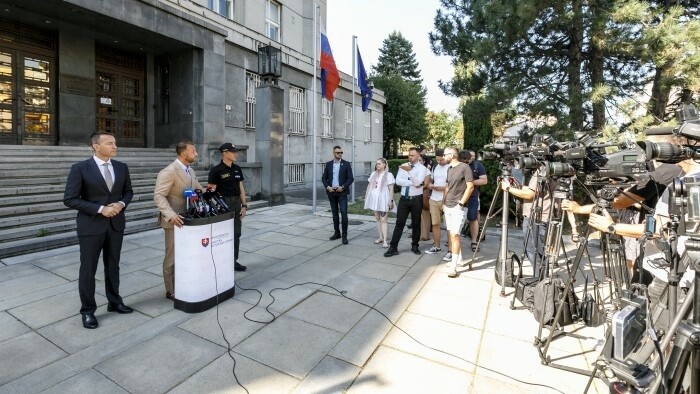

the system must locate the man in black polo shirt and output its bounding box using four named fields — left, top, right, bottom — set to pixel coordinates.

left=208, top=143, right=247, bottom=272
